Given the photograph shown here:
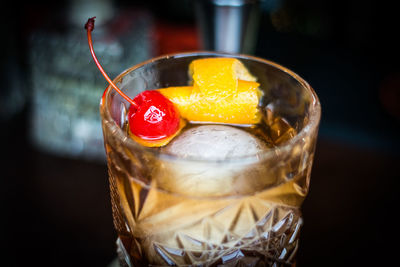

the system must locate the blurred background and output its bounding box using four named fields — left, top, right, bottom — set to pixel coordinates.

left=1, top=0, right=399, bottom=266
